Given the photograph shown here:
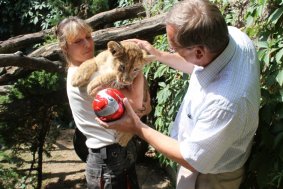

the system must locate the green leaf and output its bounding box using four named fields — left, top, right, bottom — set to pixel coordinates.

left=257, top=41, right=269, bottom=49
left=154, top=64, right=168, bottom=78
left=263, top=51, right=270, bottom=66
left=157, top=86, right=171, bottom=103
left=280, top=89, right=283, bottom=102
left=276, top=69, right=283, bottom=86
left=276, top=48, right=283, bottom=63
left=28, top=11, right=33, bottom=16
left=33, top=16, right=39, bottom=25
left=268, top=7, right=283, bottom=25
left=246, top=15, right=254, bottom=26
left=158, top=82, right=166, bottom=88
